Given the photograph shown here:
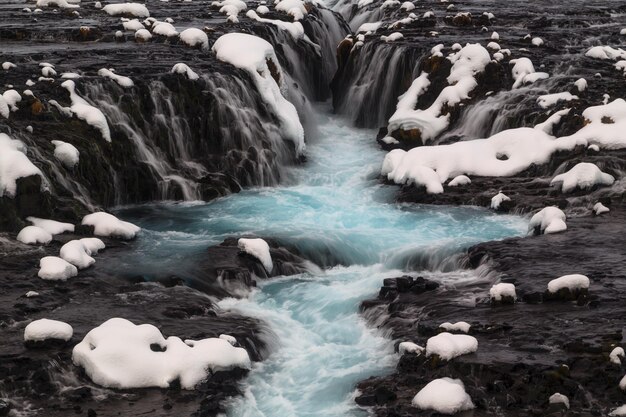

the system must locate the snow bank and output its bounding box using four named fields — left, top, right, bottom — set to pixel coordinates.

left=593, top=202, right=610, bottom=215
left=412, top=378, right=474, bottom=414
left=17, top=226, right=52, bottom=245
left=610, top=347, right=625, bottom=365
left=439, top=322, right=470, bottom=333
left=426, top=332, right=478, bottom=360
left=179, top=28, right=208, bottom=49
left=448, top=175, right=470, bottom=187
left=537, top=92, right=578, bottom=109
left=238, top=238, right=273, bottom=272
left=102, top=3, right=150, bottom=17
left=61, top=80, right=111, bottom=142
left=82, top=212, right=140, bottom=239
left=528, top=206, right=567, bottom=234
left=0, top=133, right=43, bottom=197
left=72, top=318, right=251, bottom=389
left=550, top=162, right=614, bottom=193
left=490, top=191, right=510, bottom=210
left=212, top=33, right=304, bottom=155
left=549, top=393, right=569, bottom=409
left=547, top=274, right=589, bottom=293
left=171, top=63, right=199, bottom=80
left=60, top=240, right=95, bottom=269
left=38, top=256, right=78, bottom=280
left=51, top=140, right=80, bottom=168
left=398, top=341, right=424, bottom=355
left=24, top=319, right=73, bottom=342
left=98, top=68, right=134, bottom=88
left=489, top=283, right=516, bottom=301
left=27, top=217, right=75, bottom=234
